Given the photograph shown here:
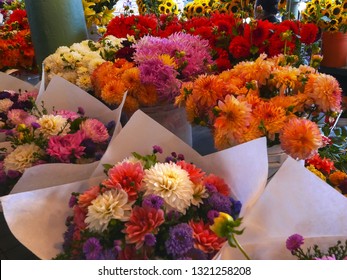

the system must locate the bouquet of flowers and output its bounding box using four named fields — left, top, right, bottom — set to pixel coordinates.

left=0, top=3, right=36, bottom=71
left=55, top=145, right=243, bottom=260
left=0, top=101, right=116, bottom=196
left=43, top=35, right=135, bottom=91
left=301, top=0, right=347, bottom=33
left=175, top=53, right=342, bottom=161
left=91, top=32, right=213, bottom=114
